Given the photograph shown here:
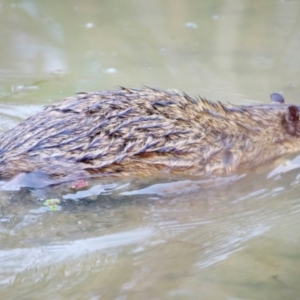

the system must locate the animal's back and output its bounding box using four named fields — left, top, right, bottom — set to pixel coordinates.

left=0, top=88, right=206, bottom=179
left=0, top=87, right=298, bottom=181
